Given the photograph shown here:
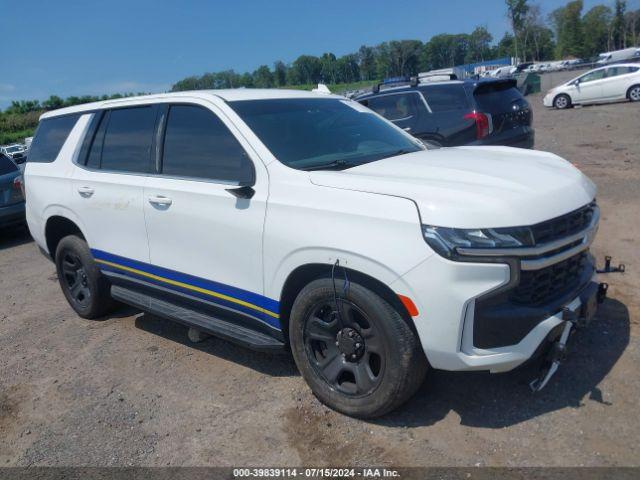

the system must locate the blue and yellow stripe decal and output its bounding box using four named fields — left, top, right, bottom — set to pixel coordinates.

left=91, top=249, right=281, bottom=329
